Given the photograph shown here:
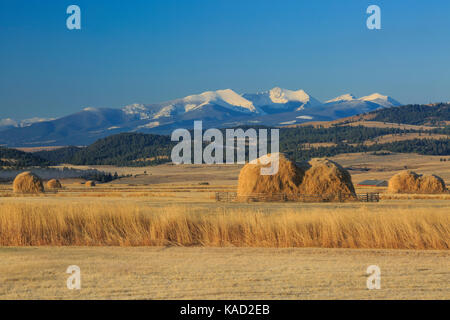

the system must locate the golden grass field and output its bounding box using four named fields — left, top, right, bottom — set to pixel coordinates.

left=0, top=203, right=448, bottom=249
left=0, top=152, right=449, bottom=299
left=0, top=202, right=450, bottom=250
left=0, top=247, right=448, bottom=299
